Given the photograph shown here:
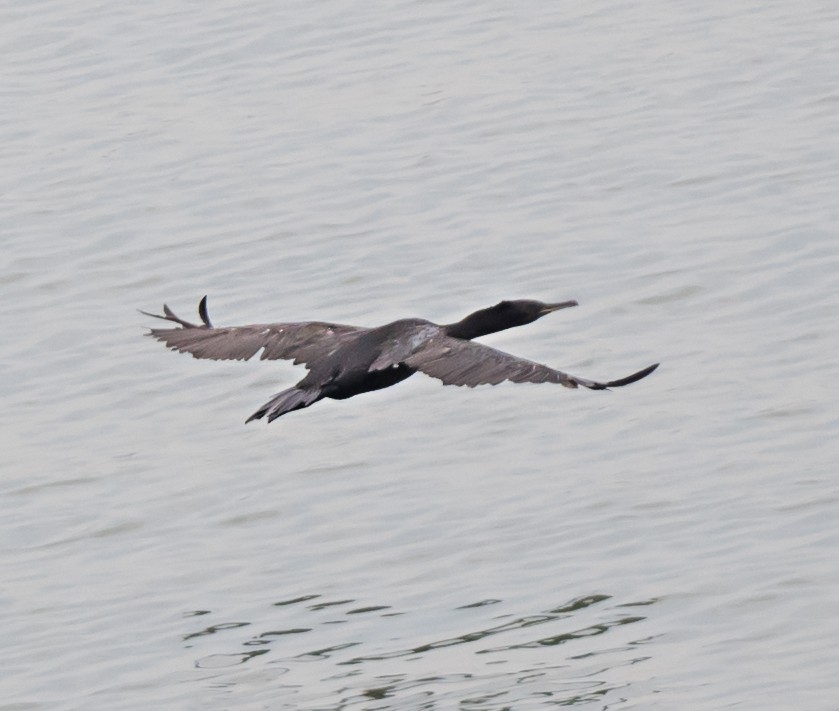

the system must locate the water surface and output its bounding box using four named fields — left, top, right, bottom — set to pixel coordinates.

left=2, top=1, right=838, bottom=709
